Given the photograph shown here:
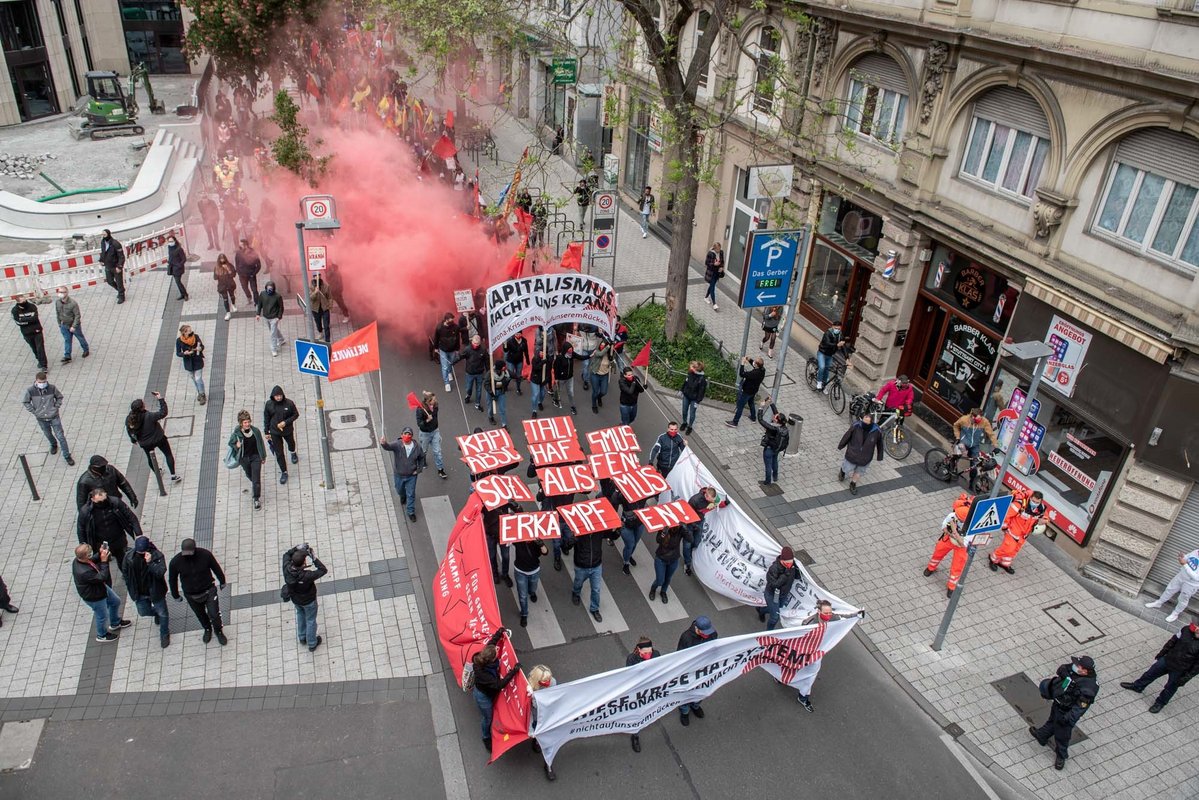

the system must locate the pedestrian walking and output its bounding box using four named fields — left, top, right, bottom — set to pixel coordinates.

left=54, top=287, right=90, bottom=363
left=676, top=616, right=718, bottom=725
left=529, top=349, right=551, bottom=417
left=458, top=306, right=487, bottom=347
left=76, top=455, right=137, bottom=510
left=589, top=340, right=613, bottom=413
left=11, top=294, right=48, bottom=370
left=234, top=238, right=261, bottom=304
left=1031, top=655, right=1099, bottom=770
left=284, top=545, right=328, bottom=653
left=564, top=524, right=615, bottom=622
left=989, top=490, right=1048, bottom=574
left=639, top=186, right=656, bottom=238
left=326, top=261, right=351, bottom=323
left=814, top=324, right=845, bottom=391
left=415, top=391, right=447, bottom=479
left=576, top=326, right=599, bottom=391
left=167, top=234, right=189, bottom=301
left=951, top=409, right=1000, bottom=491
left=175, top=324, right=207, bottom=404
left=794, top=600, right=860, bottom=711
left=626, top=637, right=659, bottom=752
left=263, top=385, right=300, bottom=486
left=618, top=498, right=648, bottom=574
left=1146, top=549, right=1199, bottom=623
left=255, top=280, right=286, bottom=357
left=648, top=422, right=687, bottom=476
left=504, top=331, right=530, bottom=396
left=726, top=357, right=765, bottom=427
left=99, top=229, right=126, bottom=304
left=513, top=538, right=548, bottom=628
left=924, top=493, right=972, bottom=598
left=0, top=574, right=17, bottom=628
left=434, top=313, right=462, bottom=393
left=309, top=274, right=332, bottom=342
left=683, top=487, right=726, bottom=576
left=228, top=410, right=265, bottom=509
left=837, top=410, right=884, bottom=495
left=1121, top=617, right=1199, bottom=713
left=381, top=426, right=426, bottom=522
left=648, top=524, right=692, bottom=605
left=760, top=547, right=801, bottom=631
left=198, top=194, right=221, bottom=248
left=703, top=243, right=724, bottom=310
left=471, top=628, right=521, bottom=753
left=485, top=360, right=511, bottom=428
left=123, top=536, right=171, bottom=648
left=457, top=335, right=490, bottom=410
left=760, top=306, right=782, bottom=358
left=22, top=371, right=73, bottom=464
left=571, top=179, right=590, bottom=228
left=72, top=542, right=130, bottom=643
left=484, top=500, right=515, bottom=587
left=214, top=253, right=238, bottom=320
left=168, top=538, right=227, bottom=644
left=680, top=361, right=707, bottom=434
left=551, top=342, right=578, bottom=415
left=527, top=664, right=557, bottom=781
left=126, top=393, right=181, bottom=483
left=759, top=402, right=791, bottom=486
left=617, top=366, right=645, bottom=425
left=77, top=487, right=141, bottom=578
